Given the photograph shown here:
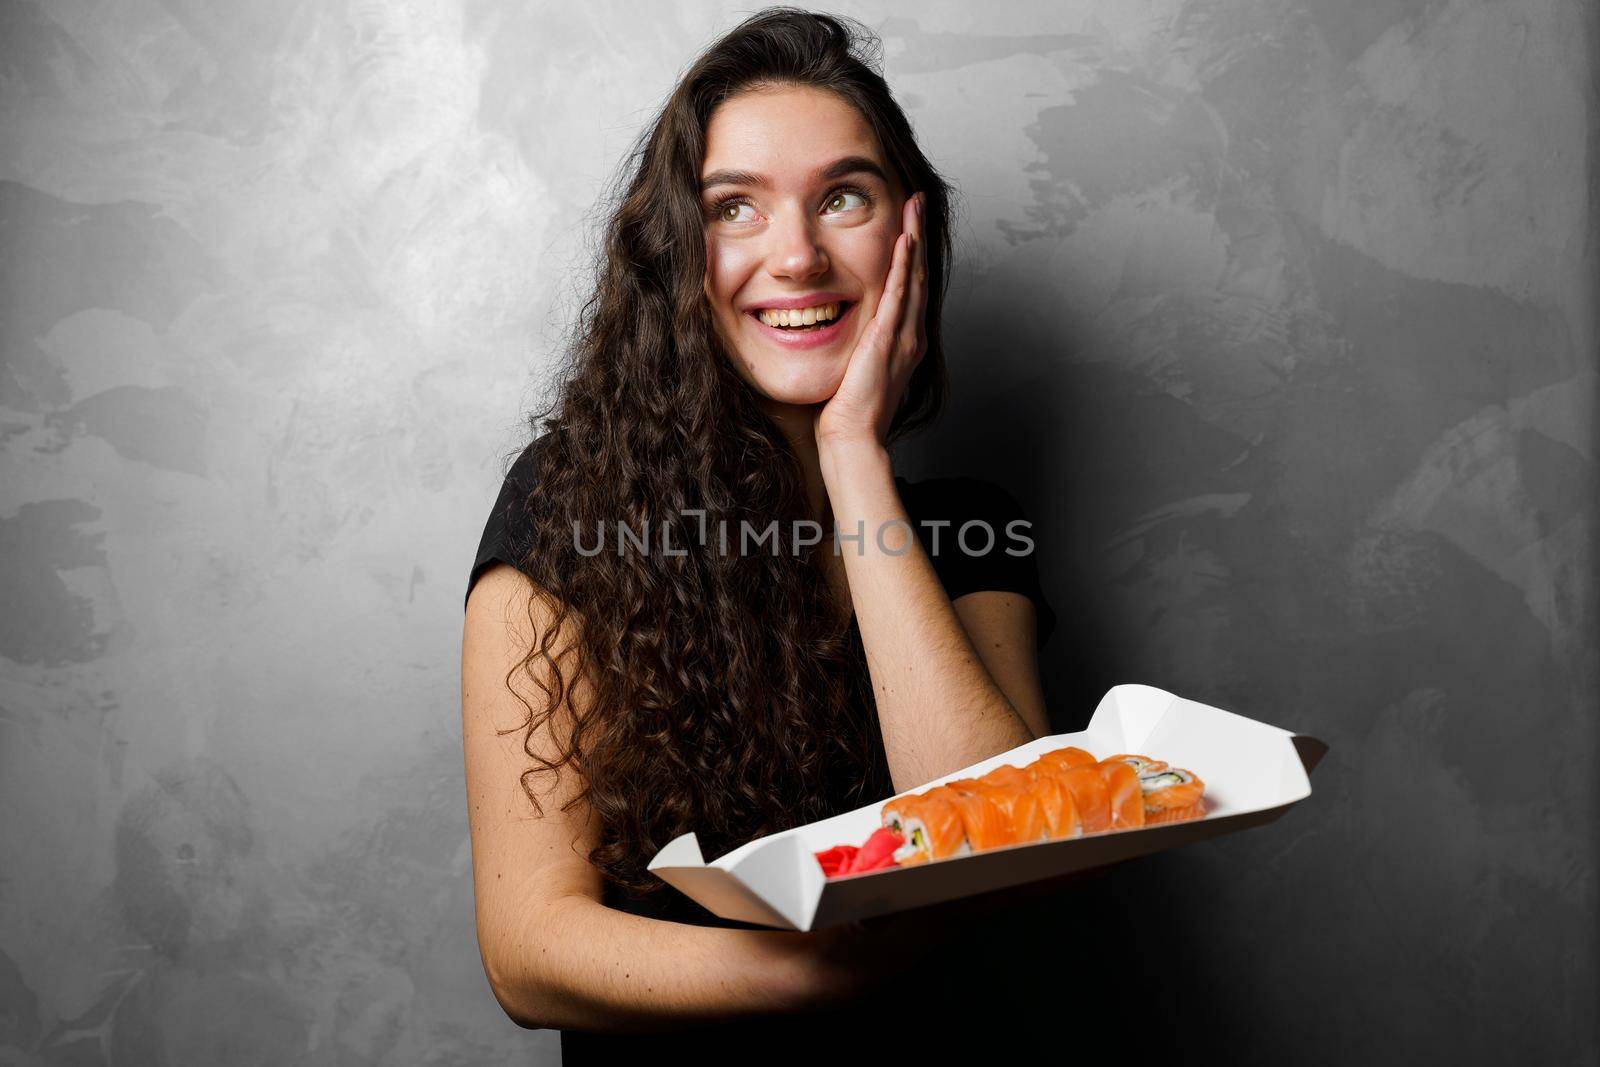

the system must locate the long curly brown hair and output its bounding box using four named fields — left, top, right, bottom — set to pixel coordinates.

left=506, top=8, right=954, bottom=897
